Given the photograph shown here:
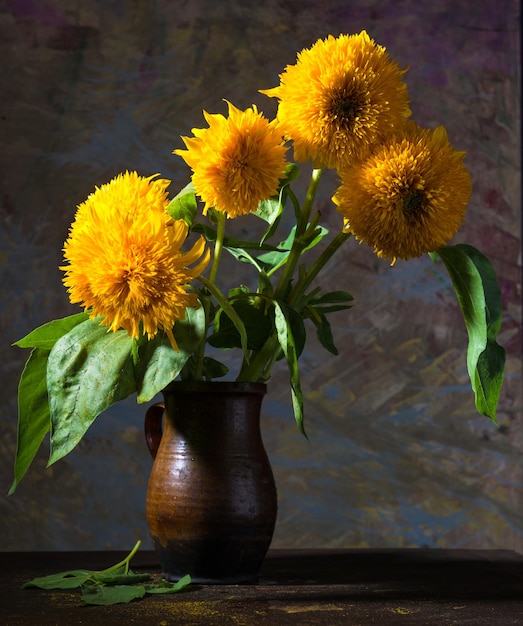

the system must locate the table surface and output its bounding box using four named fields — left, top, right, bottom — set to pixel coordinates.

left=1, top=548, right=522, bottom=625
